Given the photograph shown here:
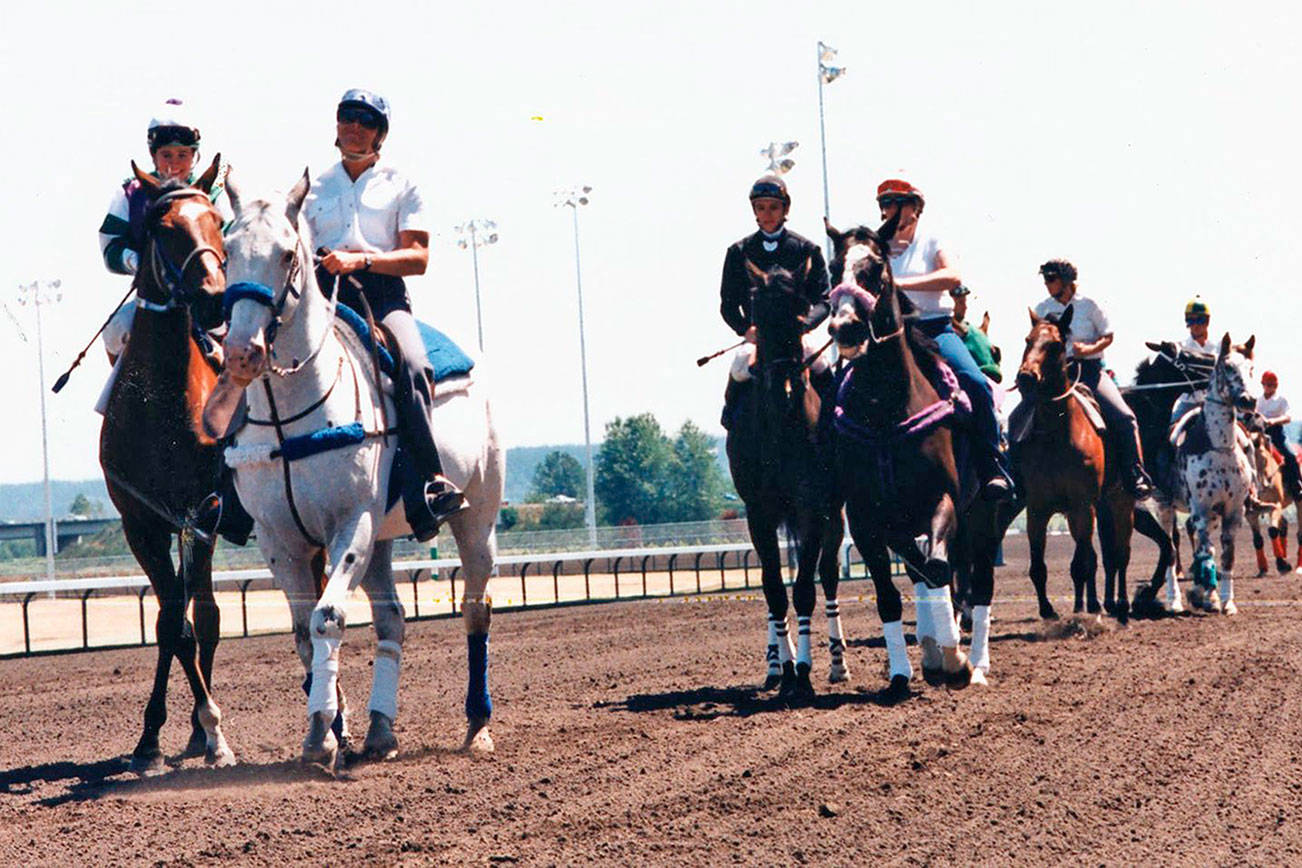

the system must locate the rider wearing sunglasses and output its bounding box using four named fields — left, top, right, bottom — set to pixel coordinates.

left=303, top=88, right=466, bottom=541
left=1034, top=259, right=1154, bottom=499
left=876, top=178, right=1013, bottom=501
left=98, top=98, right=230, bottom=364
left=1181, top=296, right=1215, bottom=355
